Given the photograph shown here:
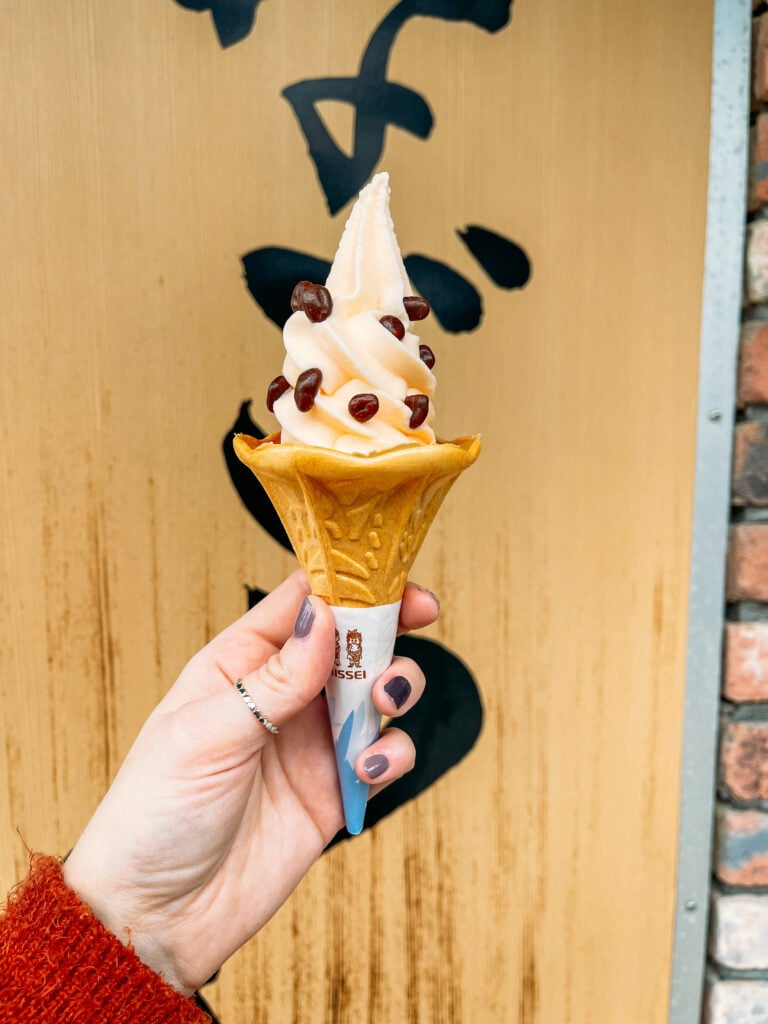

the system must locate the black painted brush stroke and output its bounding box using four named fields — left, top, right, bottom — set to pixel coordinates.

left=404, top=254, right=483, bottom=332
left=247, top=586, right=269, bottom=608
left=173, top=0, right=261, bottom=47
left=327, top=634, right=483, bottom=846
left=283, top=0, right=514, bottom=213
left=194, top=991, right=221, bottom=1023
left=282, top=75, right=431, bottom=217
left=222, top=401, right=292, bottom=551
left=457, top=225, right=531, bottom=289
left=242, top=248, right=332, bottom=328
